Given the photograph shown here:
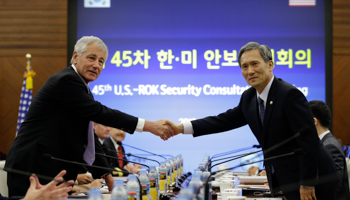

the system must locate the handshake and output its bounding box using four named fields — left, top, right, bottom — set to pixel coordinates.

left=144, top=120, right=185, bottom=140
